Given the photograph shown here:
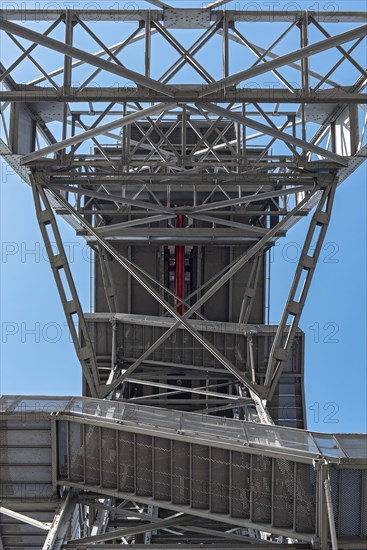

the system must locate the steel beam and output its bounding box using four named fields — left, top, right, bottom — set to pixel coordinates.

left=55, top=480, right=315, bottom=542
left=0, top=506, right=50, bottom=531
left=42, top=491, right=77, bottom=550
left=65, top=514, right=192, bottom=545
left=52, top=185, right=173, bottom=215
left=238, top=251, right=263, bottom=324
left=2, top=88, right=365, bottom=103
left=145, top=0, right=171, bottom=8
left=205, top=0, right=232, bottom=9
left=123, top=378, right=247, bottom=400
left=187, top=186, right=313, bottom=215
left=1, top=9, right=366, bottom=22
